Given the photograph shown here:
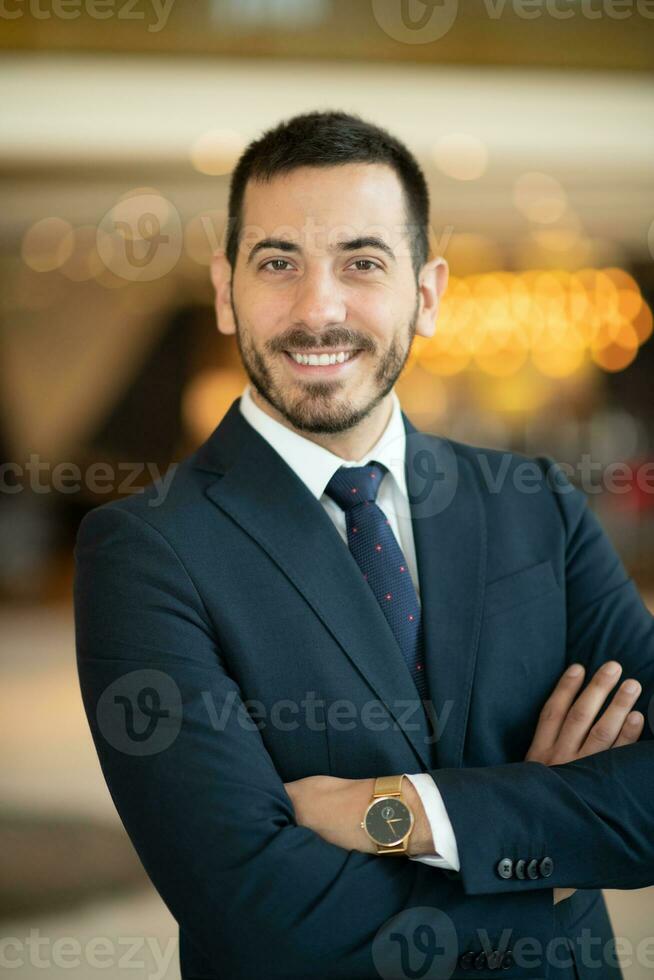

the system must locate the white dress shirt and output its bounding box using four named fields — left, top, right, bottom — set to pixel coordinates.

left=238, top=383, right=460, bottom=871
